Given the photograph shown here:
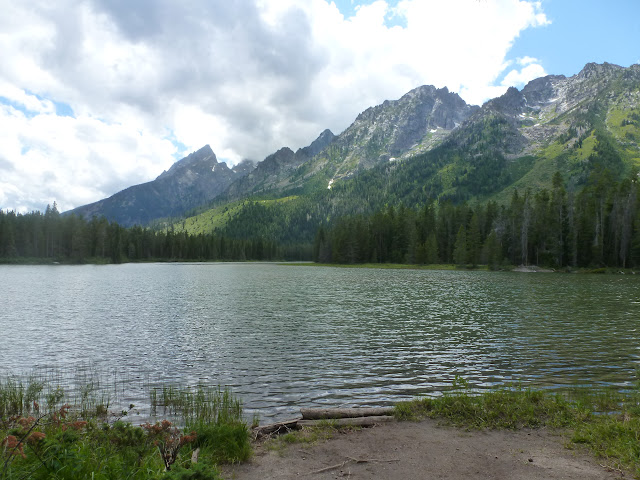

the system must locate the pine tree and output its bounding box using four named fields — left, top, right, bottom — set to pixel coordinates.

left=467, top=213, right=481, bottom=267
left=483, top=231, right=501, bottom=270
left=424, top=233, right=439, bottom=264
left=453, top=225, right=468, bottom=266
